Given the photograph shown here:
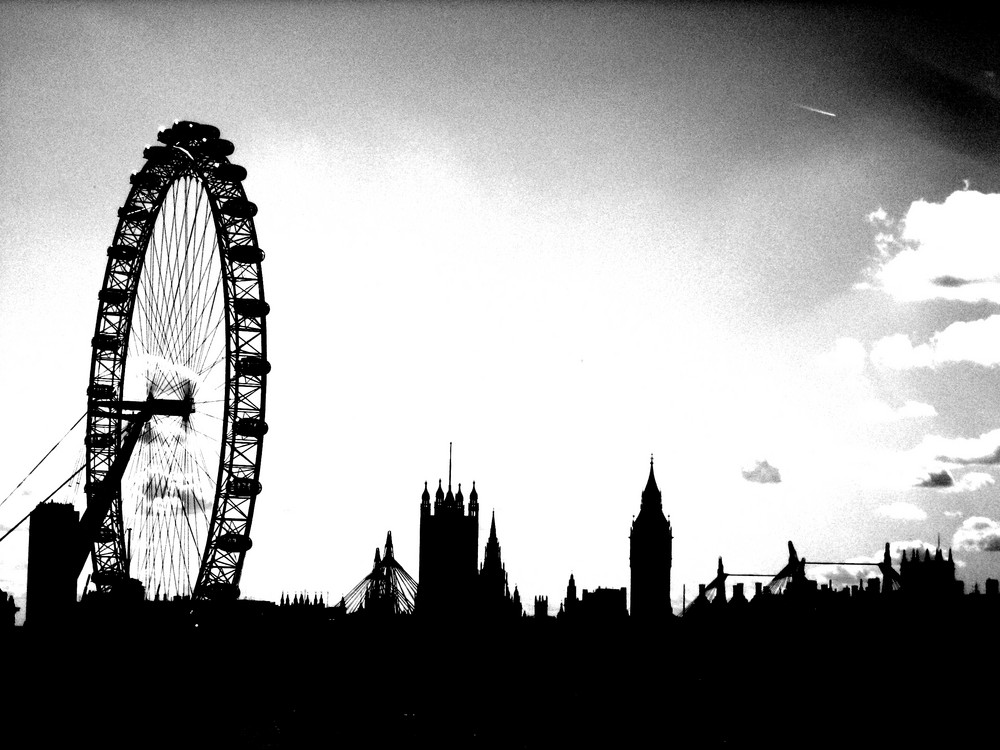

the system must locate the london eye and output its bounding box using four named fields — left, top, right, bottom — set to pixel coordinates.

left=84, top=121, right=269, bottom=602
